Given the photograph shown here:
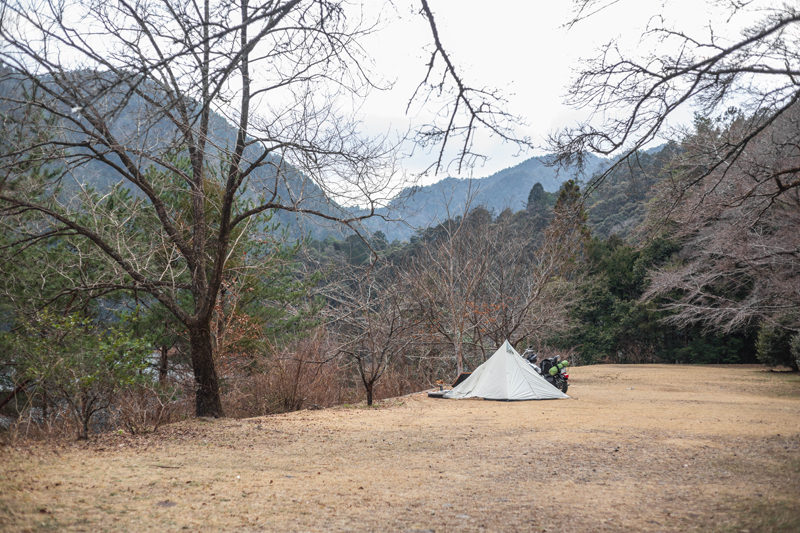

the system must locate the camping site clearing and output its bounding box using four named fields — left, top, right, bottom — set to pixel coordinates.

left=2, top=364, right=799, bottom=532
